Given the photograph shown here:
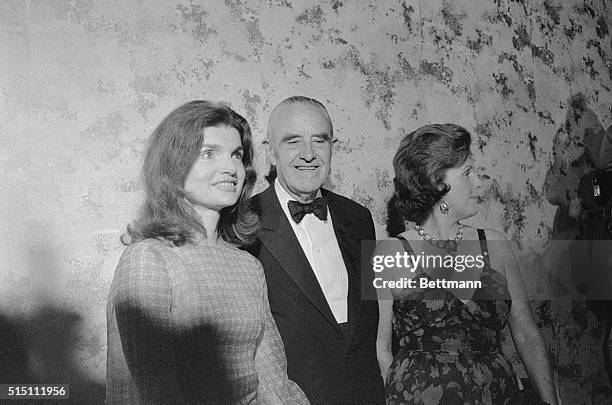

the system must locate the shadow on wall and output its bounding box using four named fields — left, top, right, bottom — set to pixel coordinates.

left=539, top=93, right=612, bottom=405
left=543, top=93, right=606, bottom=297
left=544, top=92, right=605, bottom=239
left=0, top=237, right=105, bottom=404
left=0, top=308, right=105, bottom=404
